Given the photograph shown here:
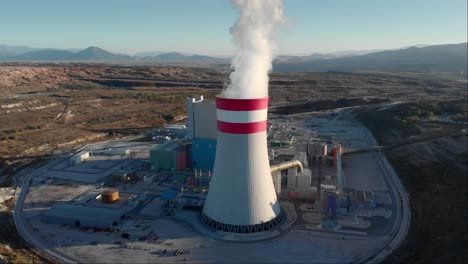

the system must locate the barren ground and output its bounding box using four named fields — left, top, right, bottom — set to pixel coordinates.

left=357, top=102, right=467, bottom=264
